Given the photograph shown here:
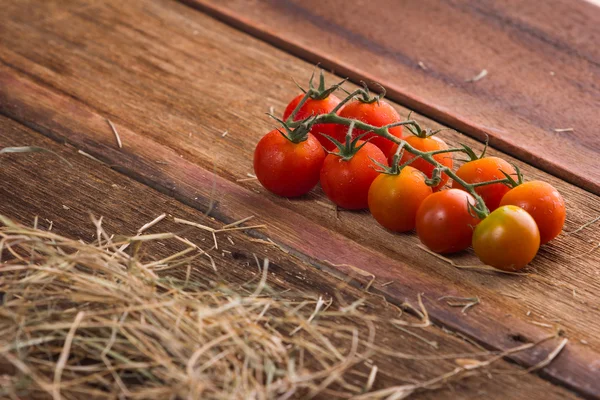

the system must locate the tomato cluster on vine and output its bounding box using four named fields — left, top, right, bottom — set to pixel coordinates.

left=253, top=72, right=566, bottom=272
